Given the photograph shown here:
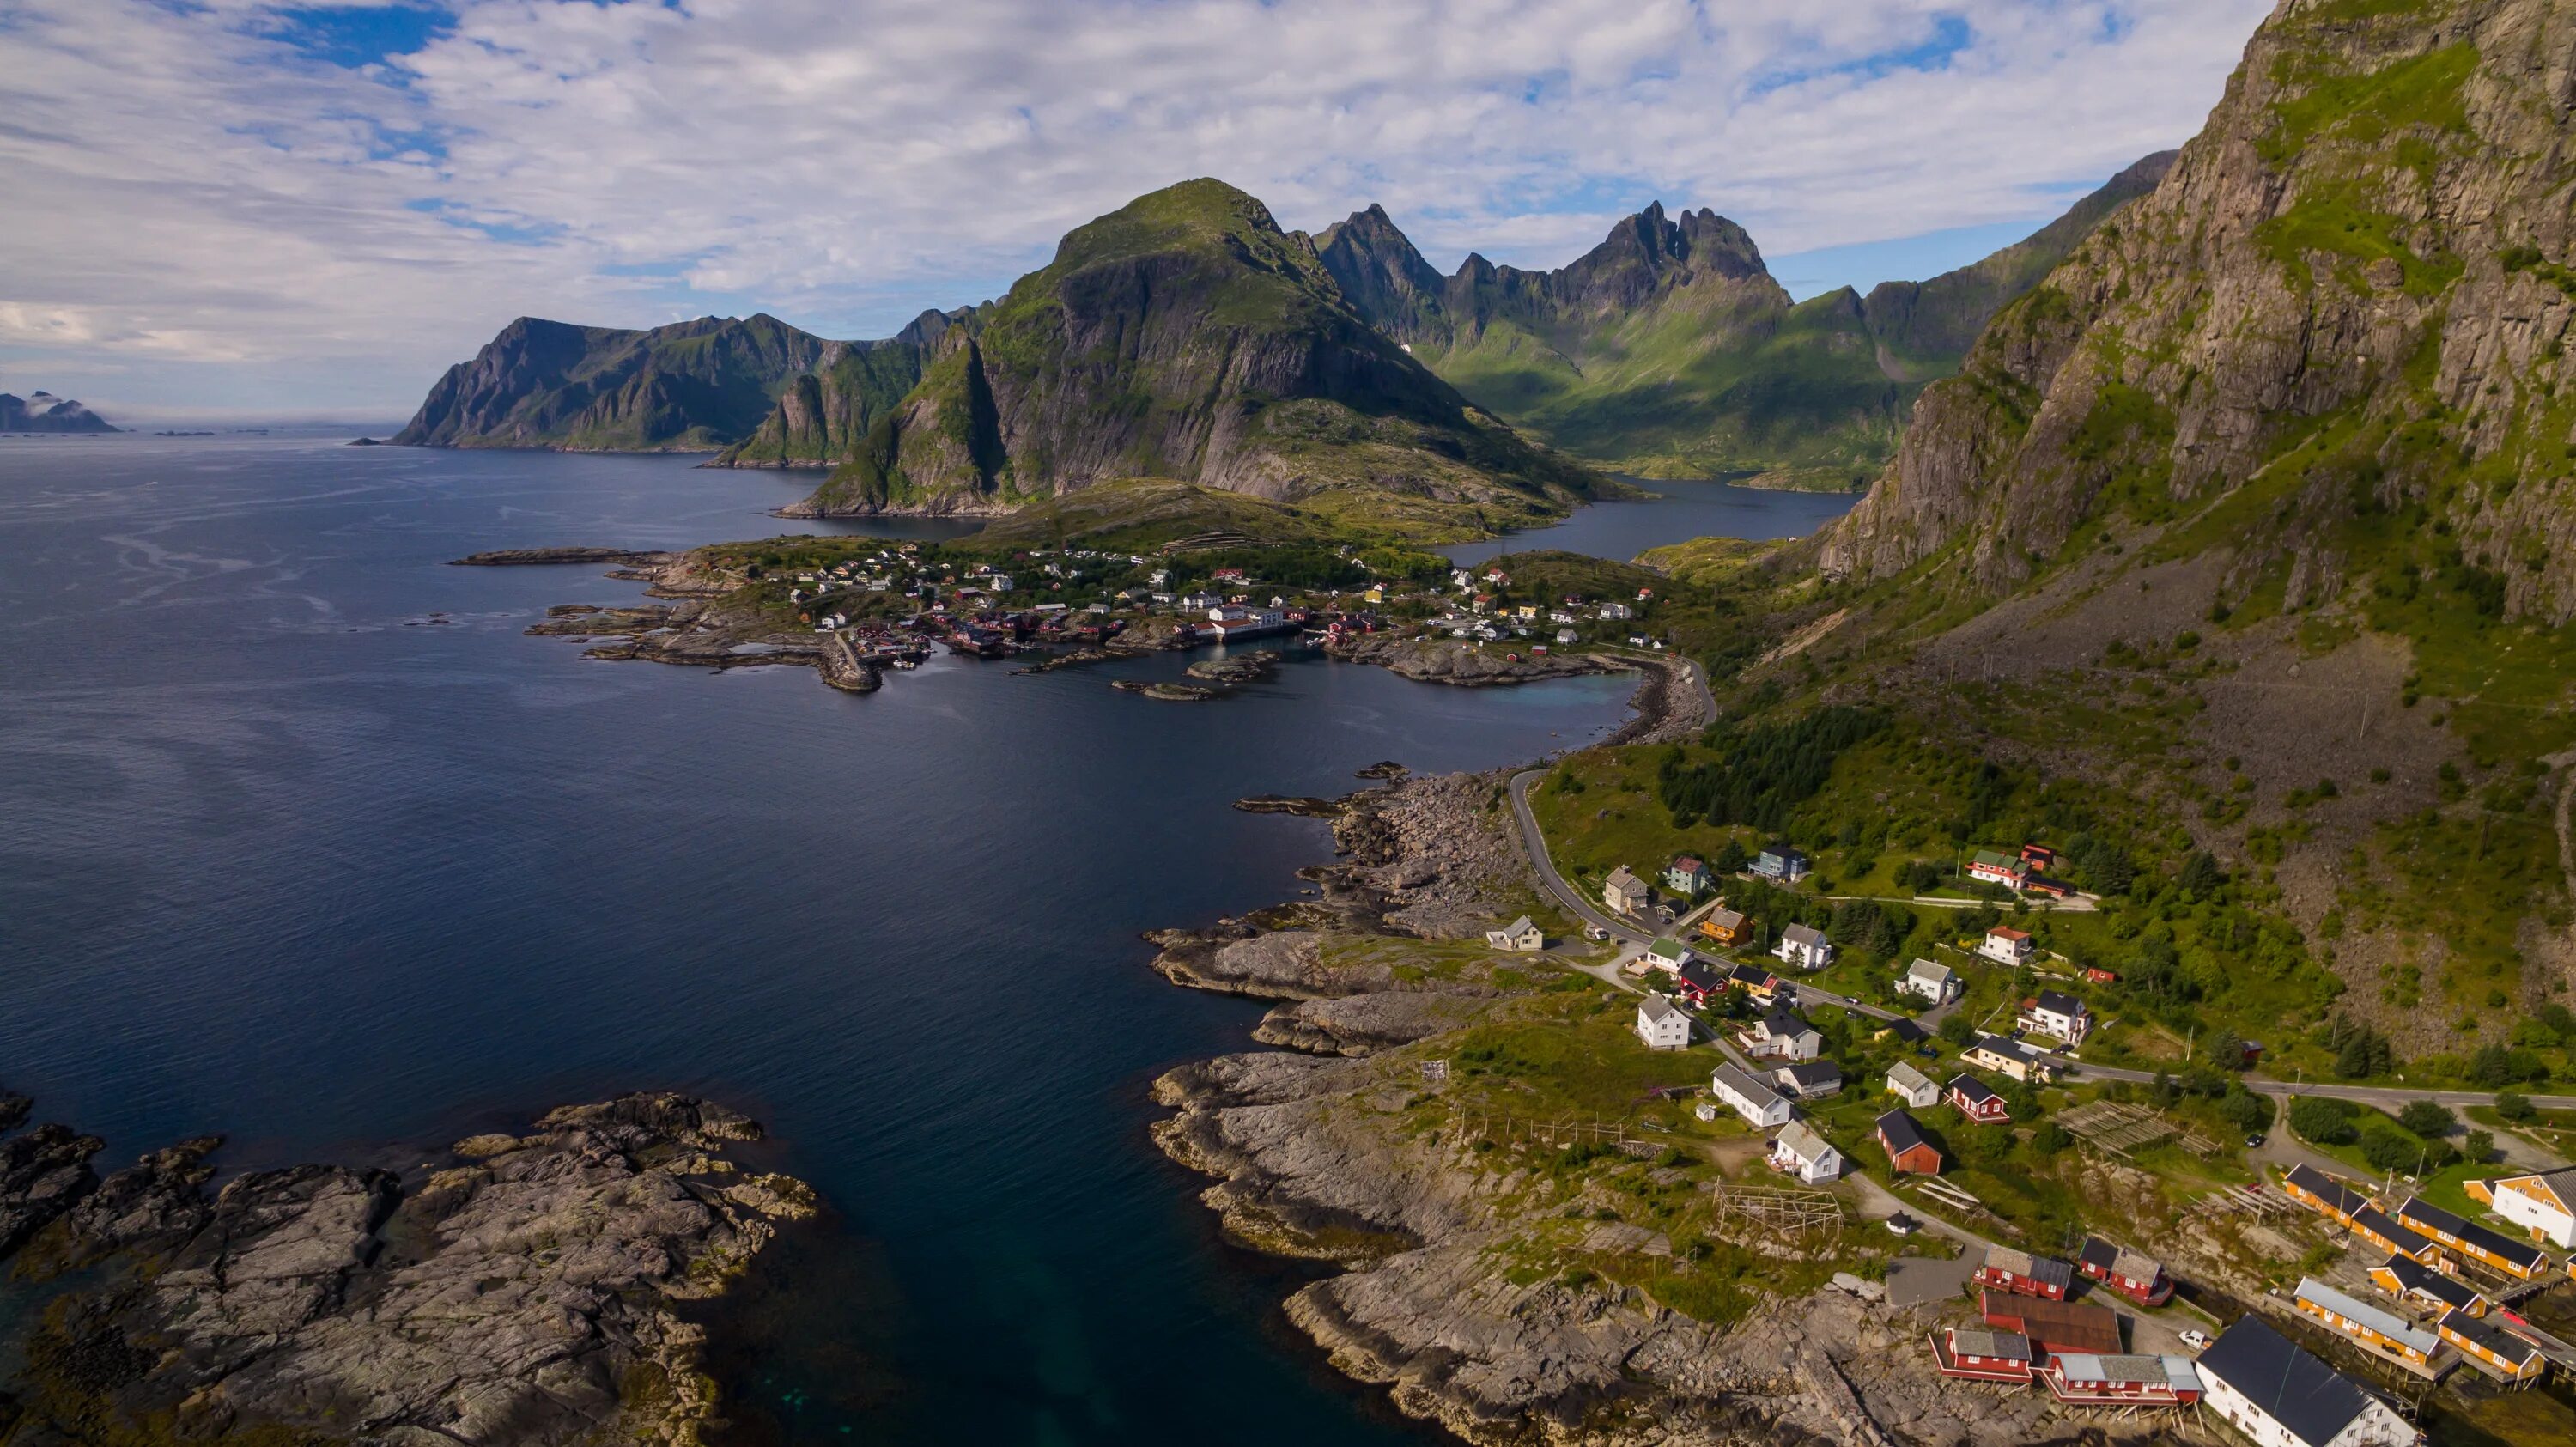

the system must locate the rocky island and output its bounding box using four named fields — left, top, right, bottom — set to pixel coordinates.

left=0, top=1091, right=815, bottom=1446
